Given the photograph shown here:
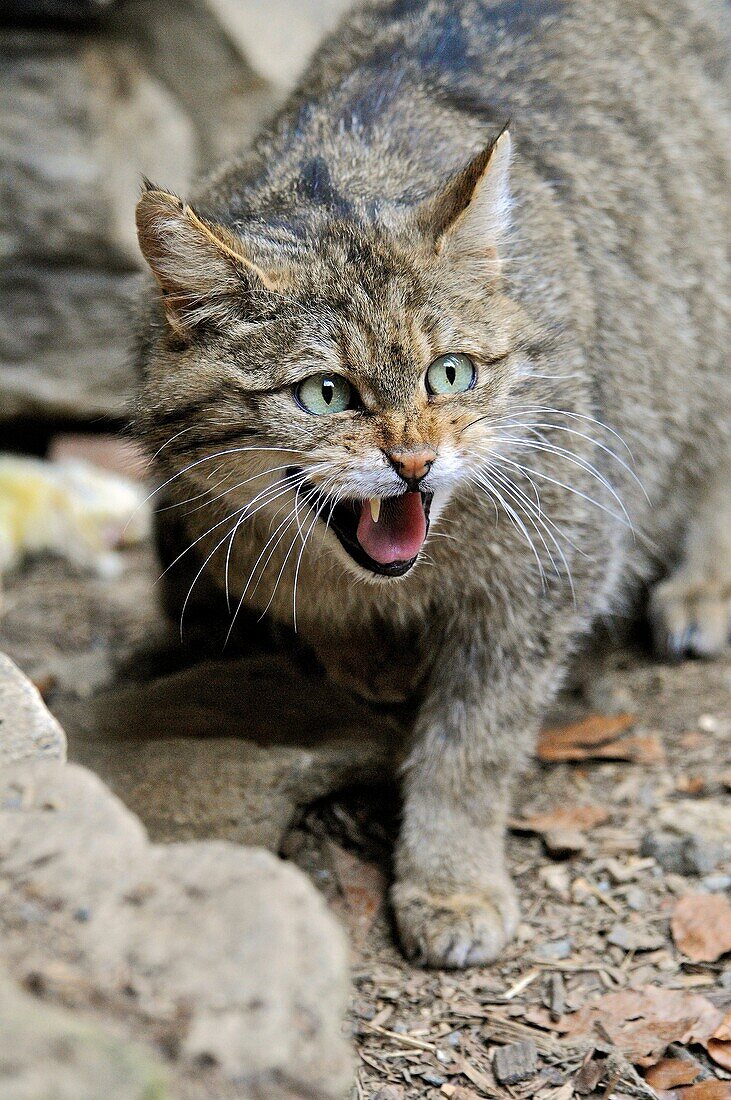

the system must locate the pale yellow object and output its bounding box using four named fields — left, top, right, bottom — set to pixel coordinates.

left=0, top=455, right=151, bottom=579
